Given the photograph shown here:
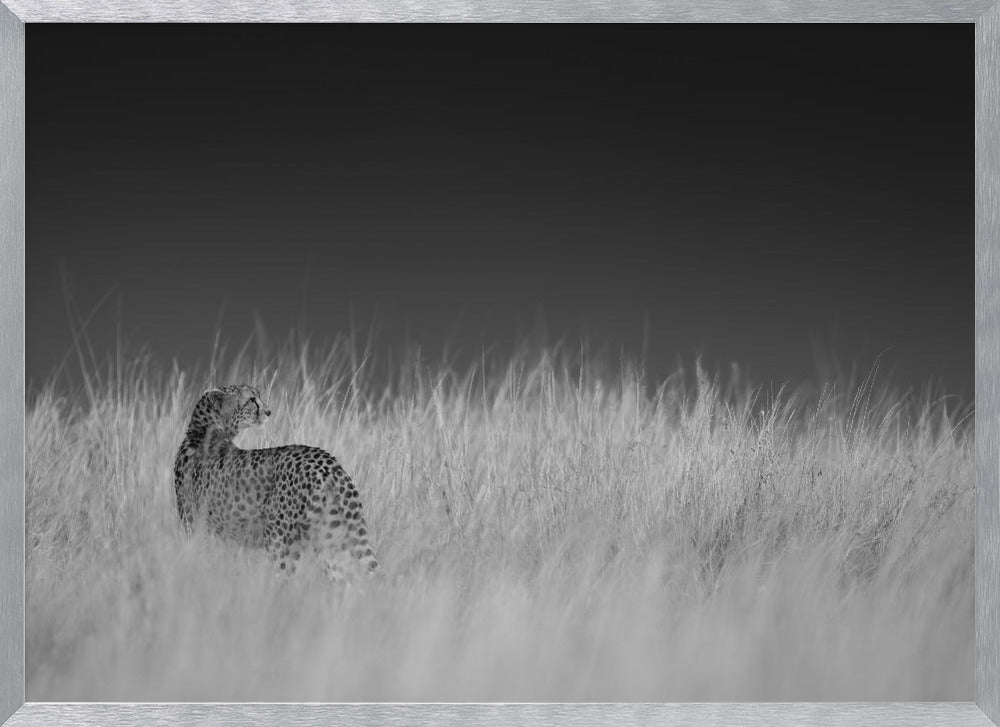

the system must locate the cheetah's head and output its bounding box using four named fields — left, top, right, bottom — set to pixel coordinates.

left=195, top=384, right=271, bottom=435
